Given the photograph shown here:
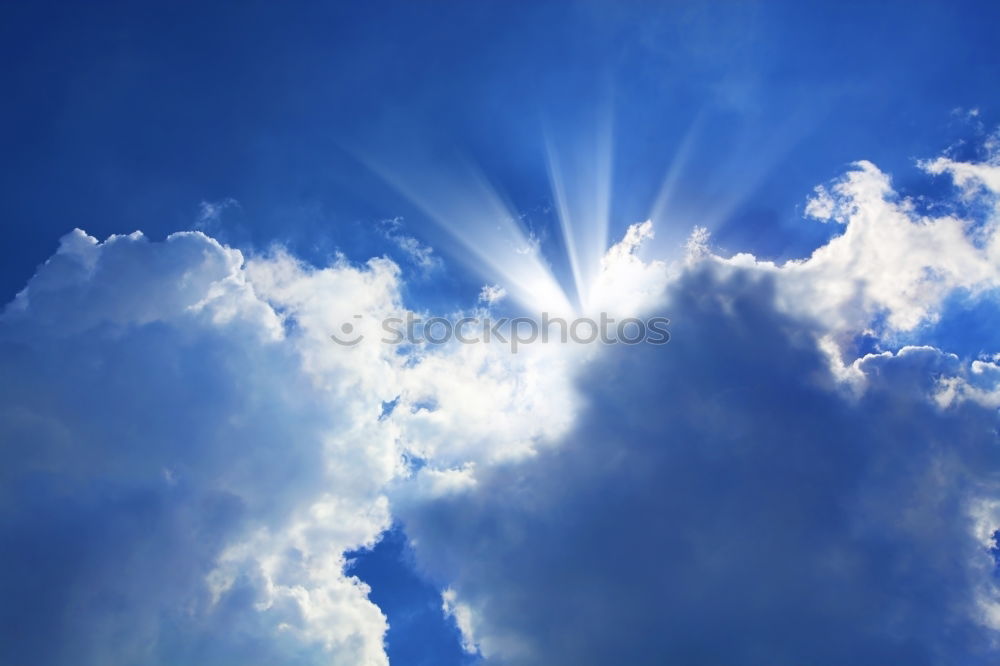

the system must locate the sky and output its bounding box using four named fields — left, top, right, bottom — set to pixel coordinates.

left=3, top=1, right=1000, bottom=665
